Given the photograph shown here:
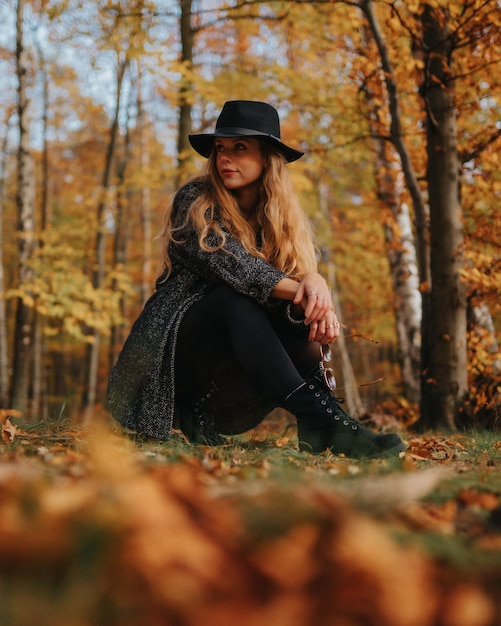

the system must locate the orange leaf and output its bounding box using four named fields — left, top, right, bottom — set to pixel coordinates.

left=1, top=418, right=17, bottom=443
left=458, top=489, right=500, bottom=511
